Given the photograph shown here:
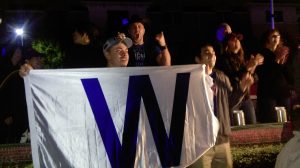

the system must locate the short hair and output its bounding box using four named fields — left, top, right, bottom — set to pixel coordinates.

left=128, top=15, right=146, bottom=26
left=72, top=22, right=91, bottom=36
left=127, top=15, right=149, bottom=31
left=195, top=42, right=214, bottom=58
